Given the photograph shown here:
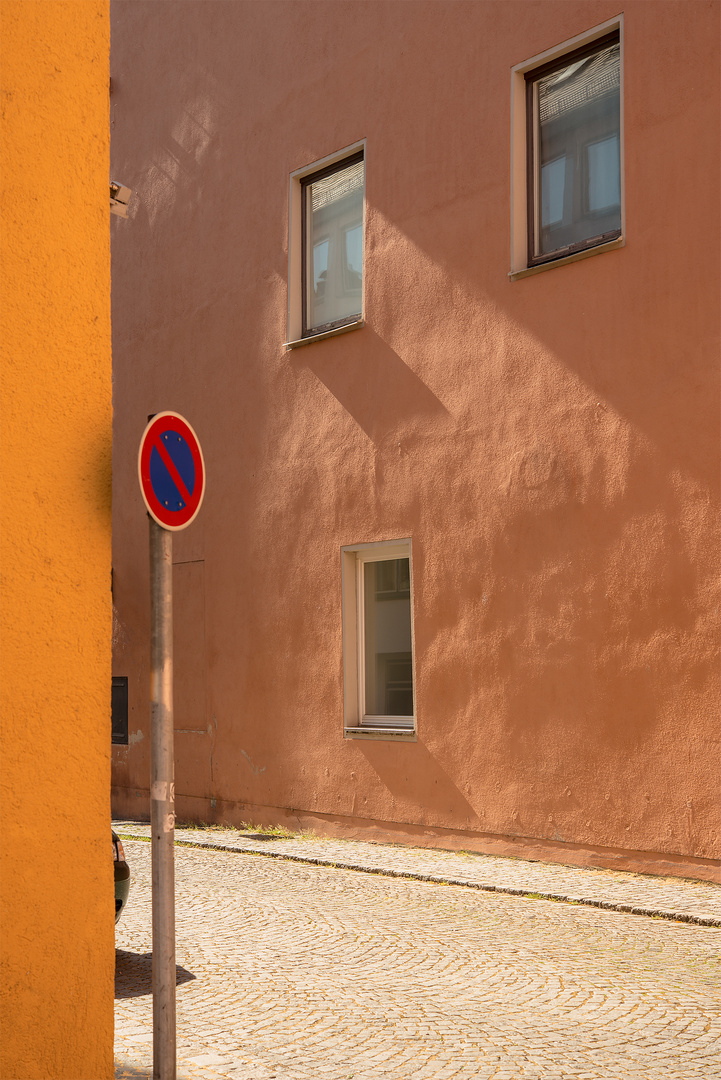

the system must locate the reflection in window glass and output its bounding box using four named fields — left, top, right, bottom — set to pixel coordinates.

left=587, top=135, right=620, bottom=211
left=343, top=224, right=363, bottom=291
left=305, top=156, right=363, bottom=333
left=363, top=559, right=413, bottom=718
left=313, top=238, right=329, bottom=301
left=533, top=38, right=621, bottom=258
left=541, top=157, right=566, bottom=226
